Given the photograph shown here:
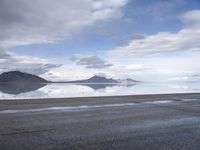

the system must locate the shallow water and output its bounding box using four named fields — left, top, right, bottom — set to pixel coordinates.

left=0, top=82, right=200, bottom=99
